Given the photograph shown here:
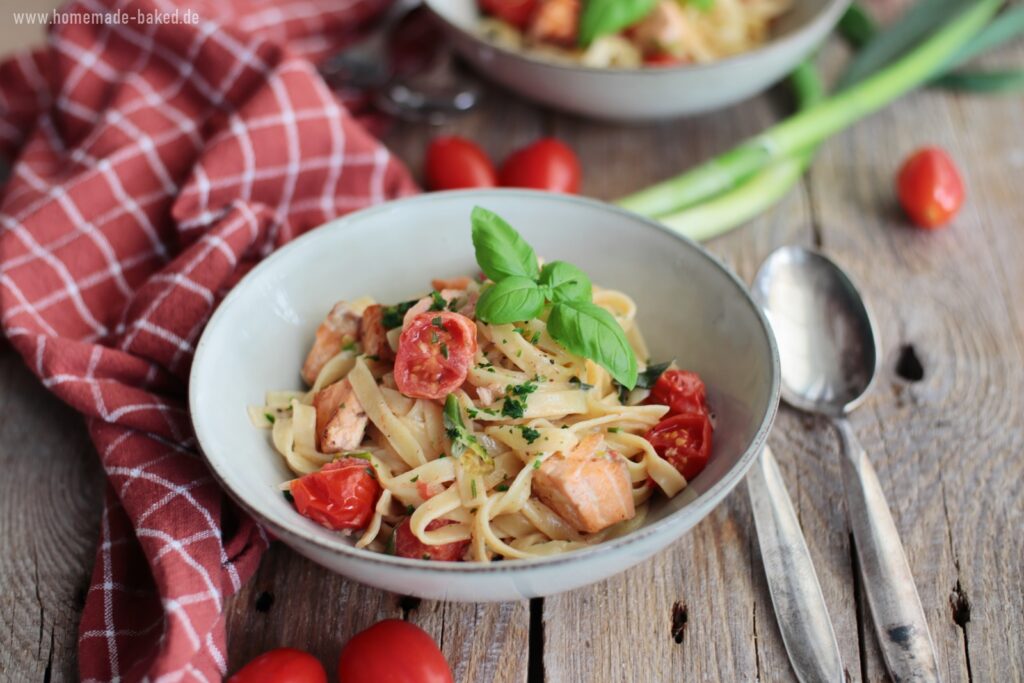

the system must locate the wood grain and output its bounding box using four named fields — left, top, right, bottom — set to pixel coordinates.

left=2, top=11, right=1023, bottom=683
